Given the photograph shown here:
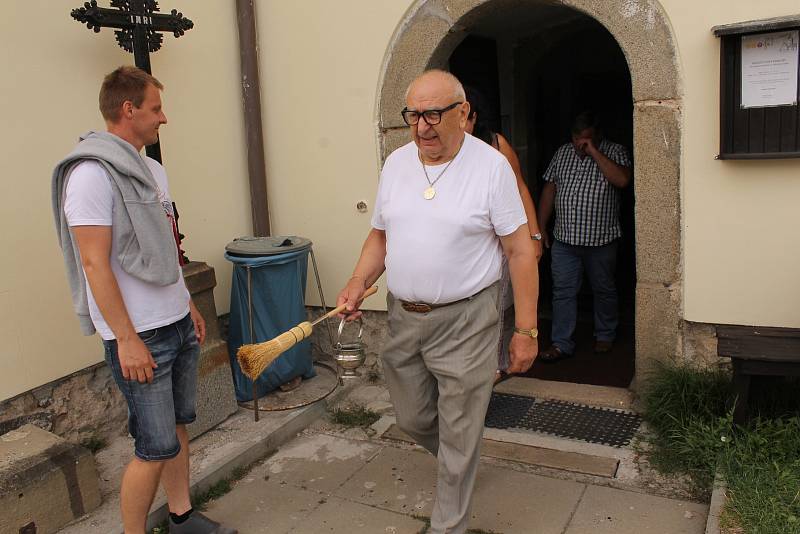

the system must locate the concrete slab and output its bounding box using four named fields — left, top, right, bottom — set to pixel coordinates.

left=337, top=443, right=587, bottom=533
left=335, top=446, right=438, bottom=517
left=469, top=465, right=586, bottom=534
left=495, top=377, right=634, bottom=410
left=262, top=433, right=382, bottom=494
left=203, top=477, right=325, bottom=534
left=382, top=424, right=618, bottom=478
left=565, top=485, right=708, bottom=534
left=291, top=497, right=426, bottom=534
